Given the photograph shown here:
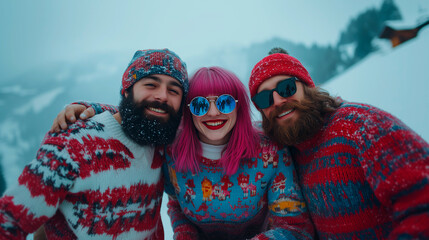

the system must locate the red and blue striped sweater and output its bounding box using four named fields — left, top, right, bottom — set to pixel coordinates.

left=292, top=102, right=429, bottom=239
left=0, top=112, right=164, bottom=240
